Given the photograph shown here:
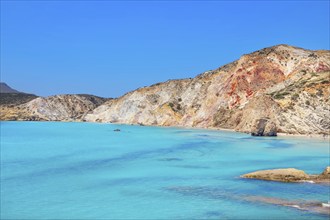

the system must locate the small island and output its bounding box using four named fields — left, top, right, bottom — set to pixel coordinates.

left=241, top=167, right=330, bottom=184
